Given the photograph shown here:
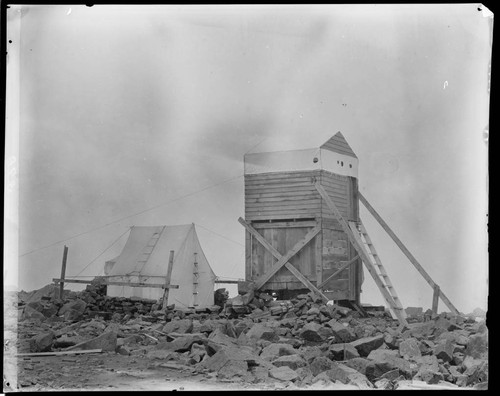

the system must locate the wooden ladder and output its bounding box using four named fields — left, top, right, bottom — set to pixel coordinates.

left=137, top=227, right=165, bottom=272
left=314, top=181, right=408, bottom=326
left=193, top=252, right=199, bottom=307
left=348, top=220, right=407, bottom=322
